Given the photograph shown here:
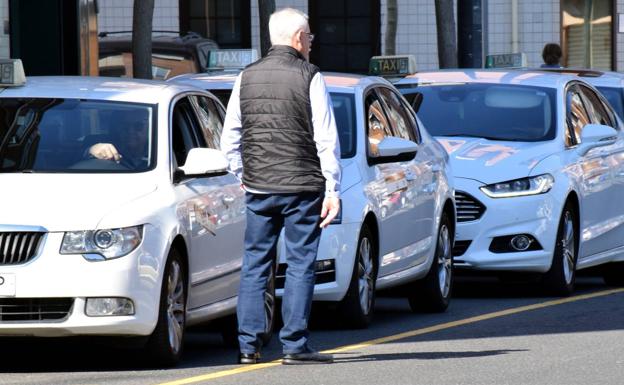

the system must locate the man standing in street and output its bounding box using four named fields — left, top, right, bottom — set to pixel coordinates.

left=221, top=8, right=341, bottom=365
